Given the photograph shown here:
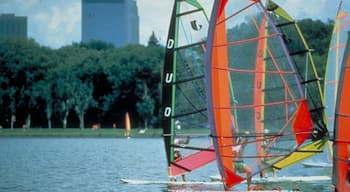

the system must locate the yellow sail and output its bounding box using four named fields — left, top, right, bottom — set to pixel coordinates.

left=125, top=112, right=131, bottom=138
left=265, top=0, right=329, bottom=171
